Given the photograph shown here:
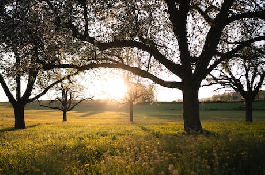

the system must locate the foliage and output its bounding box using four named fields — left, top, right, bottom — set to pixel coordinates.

left=210, top=92, right=242, bottom=102
left=208, top=45, right=265, bottom=100
left=43, top=0, right=265, bottom=132
left=123, top=73, right=155, bottom=104
left=207, top=44, right=265, bottom=121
